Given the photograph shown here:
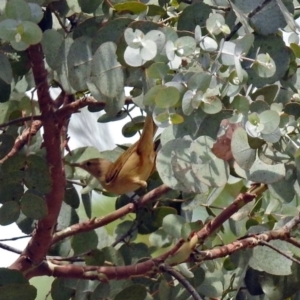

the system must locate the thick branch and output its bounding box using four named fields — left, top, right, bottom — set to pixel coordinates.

left=26, top=257, right=159, bottom=280
left=10, top=44, right=66, bottom=272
